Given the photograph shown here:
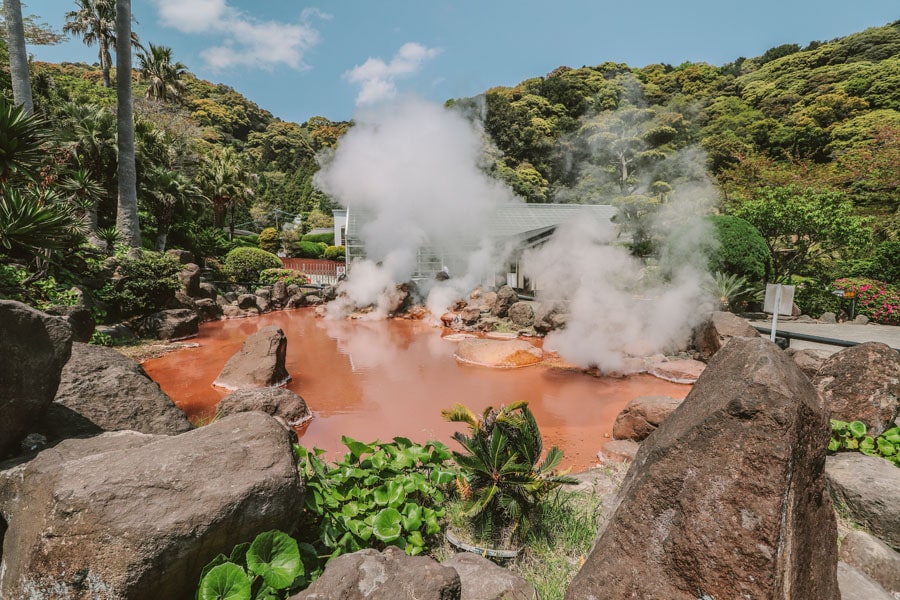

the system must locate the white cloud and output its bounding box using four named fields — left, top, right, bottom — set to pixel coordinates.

left=345, top=42, right=442, bottom=106
left=152, top=0, right=328, bottom=70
